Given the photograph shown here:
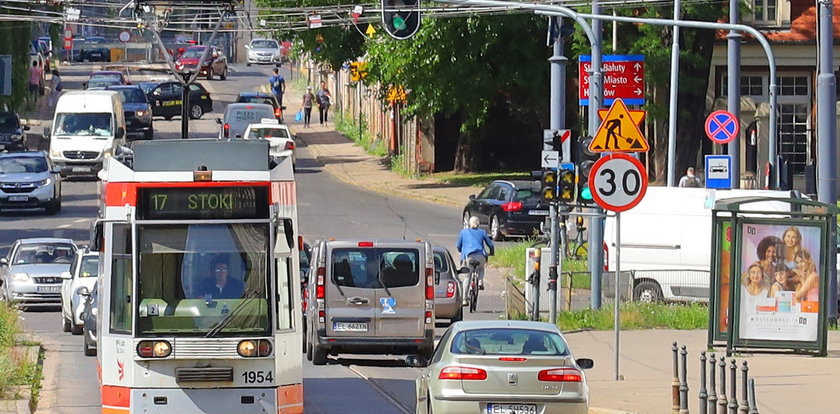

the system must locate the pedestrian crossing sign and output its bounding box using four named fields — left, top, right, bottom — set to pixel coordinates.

left=589, top=98, right=649, bottom=153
